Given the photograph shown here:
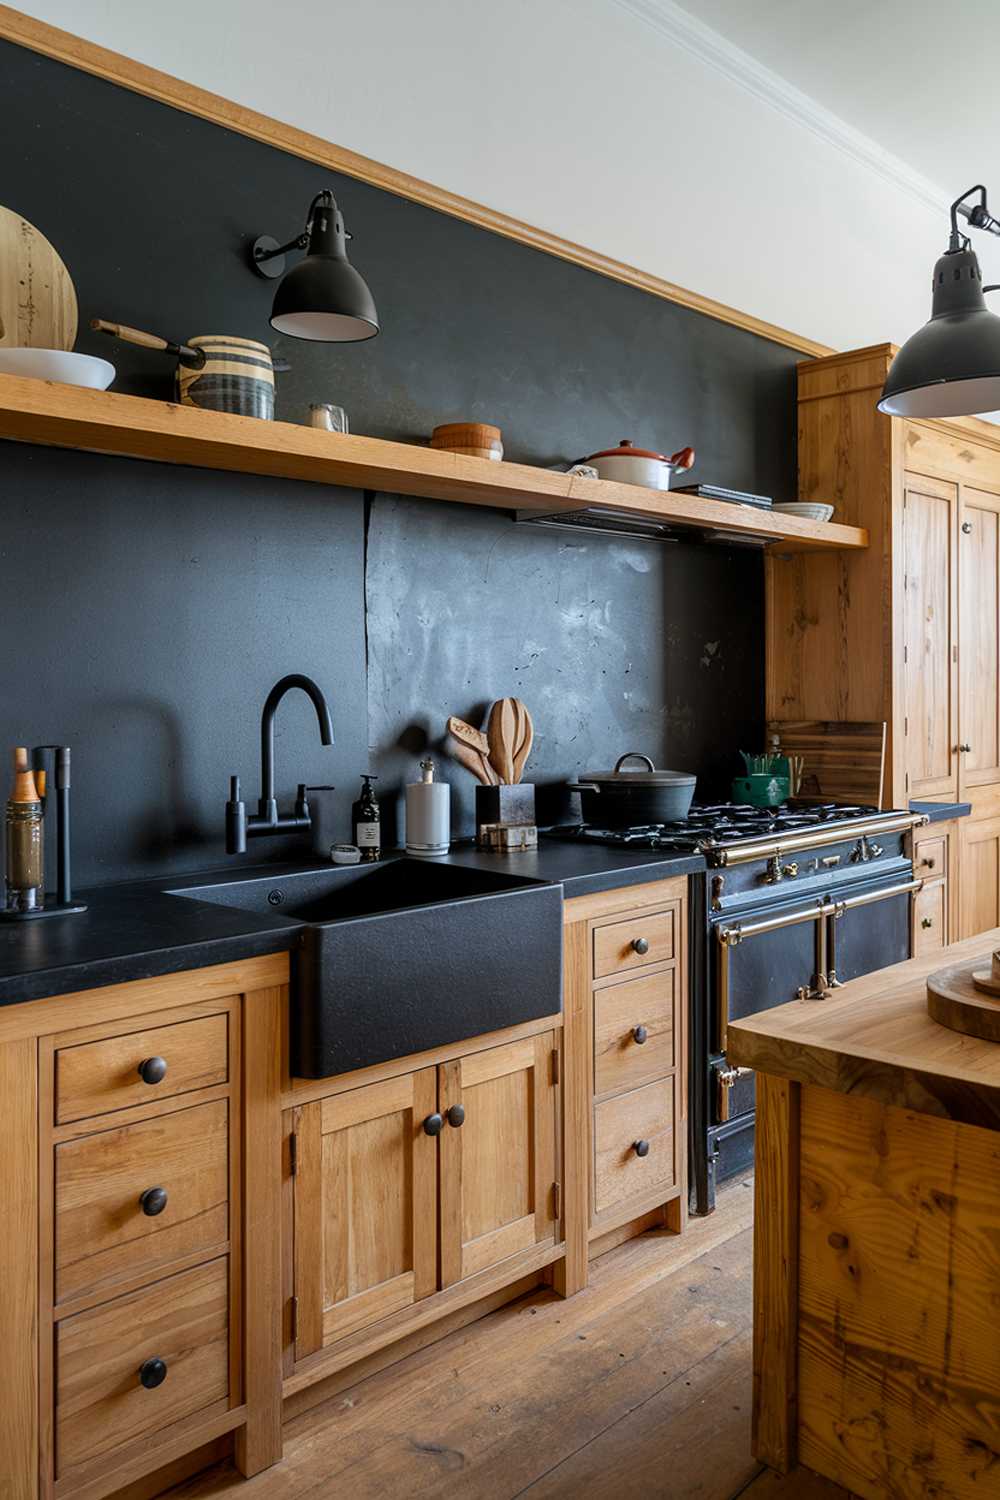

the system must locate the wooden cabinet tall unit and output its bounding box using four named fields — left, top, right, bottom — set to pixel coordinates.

left=768, top=343, right=1000, bottom=936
